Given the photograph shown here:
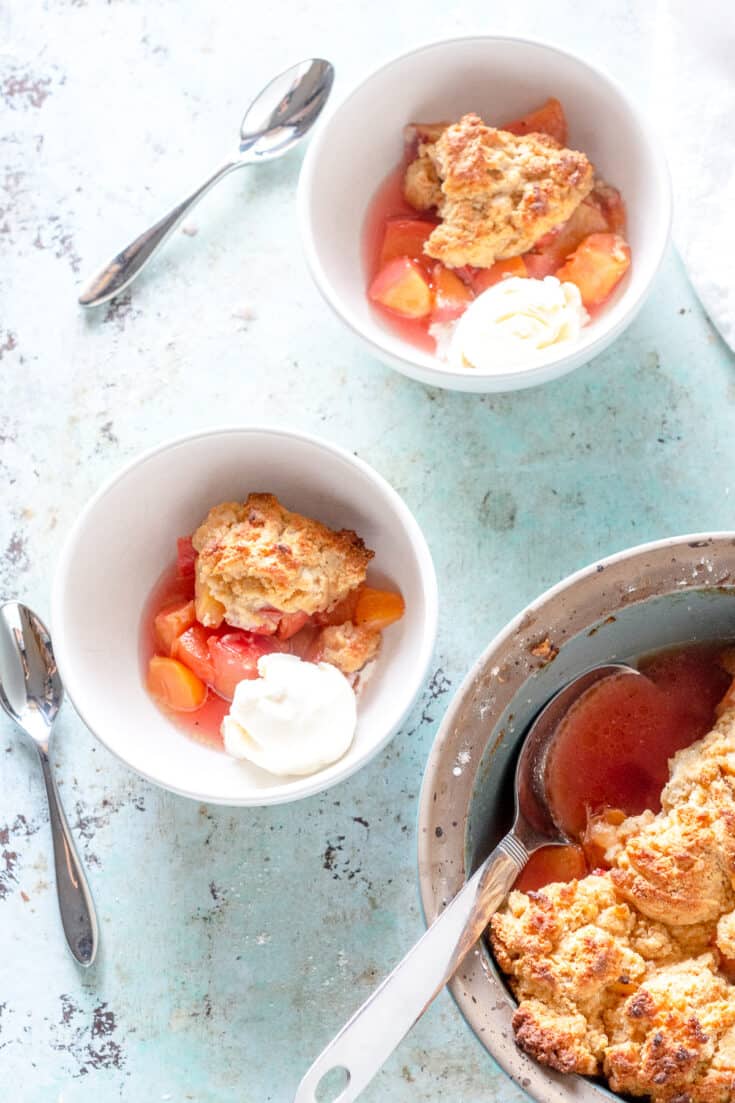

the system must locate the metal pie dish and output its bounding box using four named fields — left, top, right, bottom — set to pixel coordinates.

left=417, top=533, right=735, bottom=1102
